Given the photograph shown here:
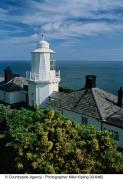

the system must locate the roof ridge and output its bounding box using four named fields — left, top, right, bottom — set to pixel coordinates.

left=71, top=90, right=88, bottom=110
left=92, top=88, right=121, bottom=120
left=5, top=78, right=13, bottom=85
left=94, top=87, right=117, bottom=100
left=106, top=108, right=122, bottom=120
left=91, top=88, right=103, bottom=121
